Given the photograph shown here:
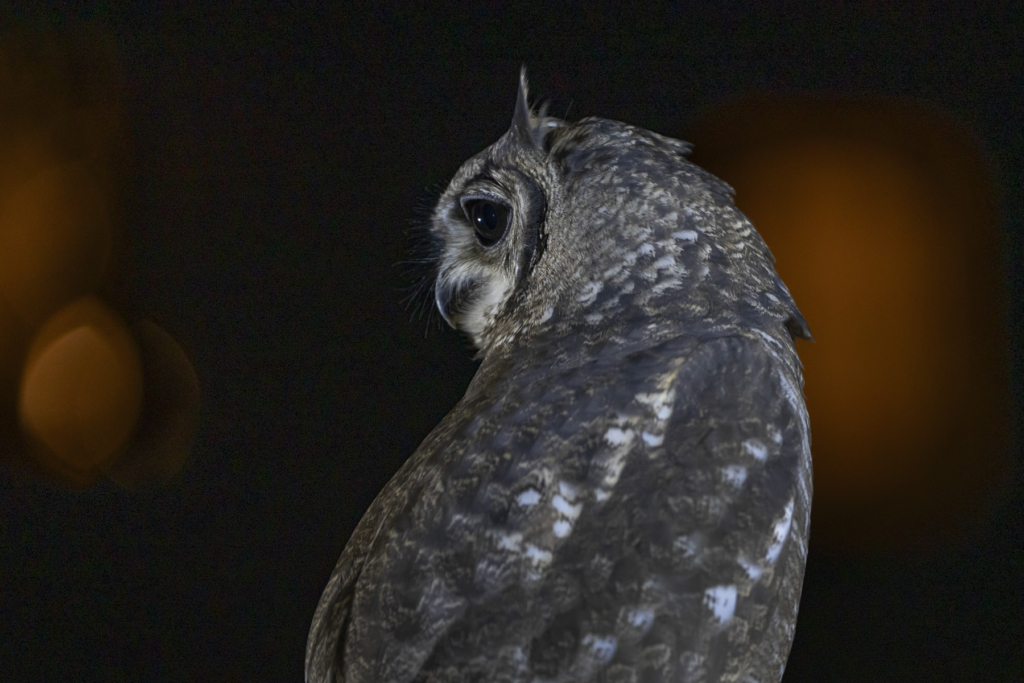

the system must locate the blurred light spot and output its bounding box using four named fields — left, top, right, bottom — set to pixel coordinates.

left=106, top=320, right=201, bottom=488
left=19, top=297, right=142, bottom=484
left=0, top=161, right=112, bottom=327
left=0, top=25, right=204, bottom=490
left=690, top=96, right=1010, bottom=551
